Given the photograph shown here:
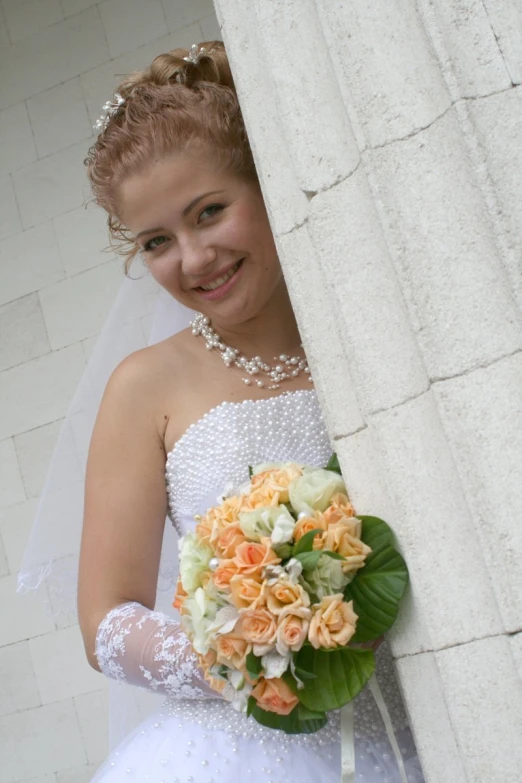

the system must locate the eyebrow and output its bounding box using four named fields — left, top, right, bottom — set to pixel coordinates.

left=135, top=190, right=226, bottom=240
